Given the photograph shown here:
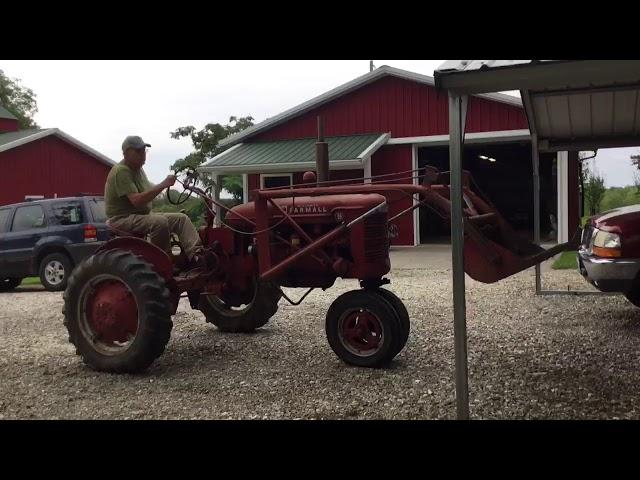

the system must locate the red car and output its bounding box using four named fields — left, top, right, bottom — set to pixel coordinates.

left=579, top=204, right=640, bottom=306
